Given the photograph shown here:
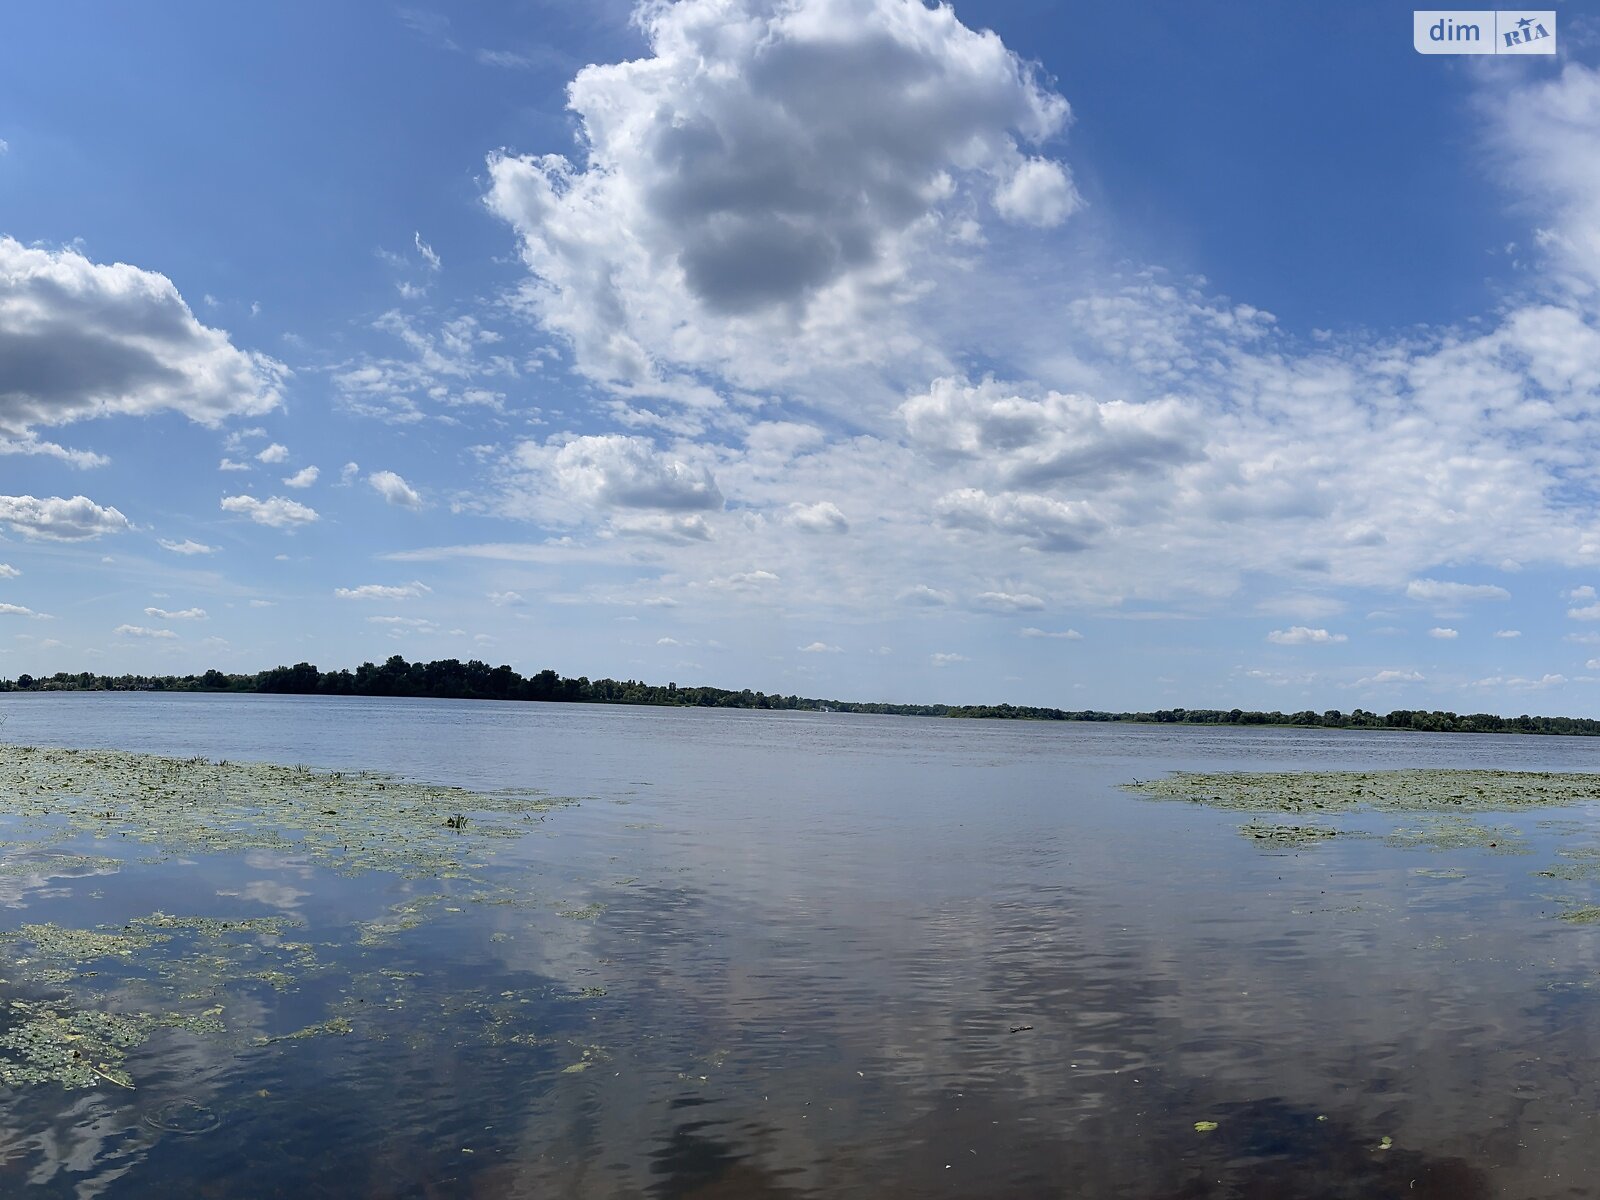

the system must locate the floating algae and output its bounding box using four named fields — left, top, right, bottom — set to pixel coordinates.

left=1238, top=822, right=1346, bottom=848
left=0, top=743, right=585, bottom=1090
left=0, top=743, right=569, bottom=879
left=1384, top=817, right=1530, bottom=855
left=1131, top=768, right=1600, bottom=923
left=1129, top=769, right=1600, bottom=815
